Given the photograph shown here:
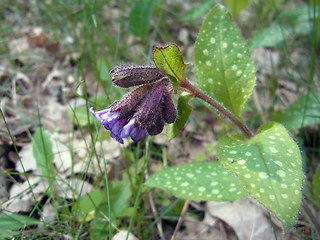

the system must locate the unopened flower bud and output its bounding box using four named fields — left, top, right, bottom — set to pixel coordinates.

left=111, top=65, right=166, bottom=88
left=91, top=65, right=177, bottom=144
